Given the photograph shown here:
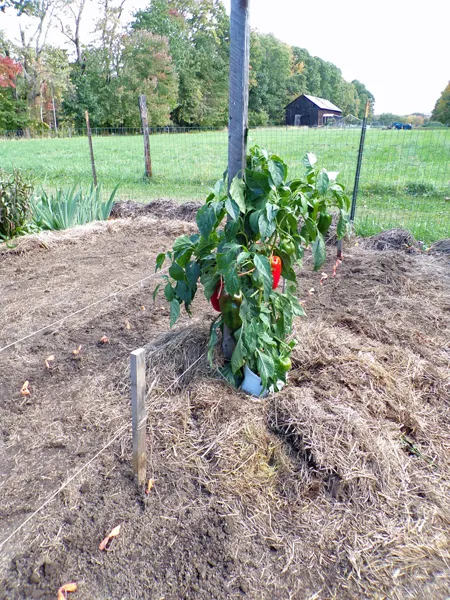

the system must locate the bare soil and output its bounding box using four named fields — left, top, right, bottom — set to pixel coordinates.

left=0, top=212, right=449, bottom=600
